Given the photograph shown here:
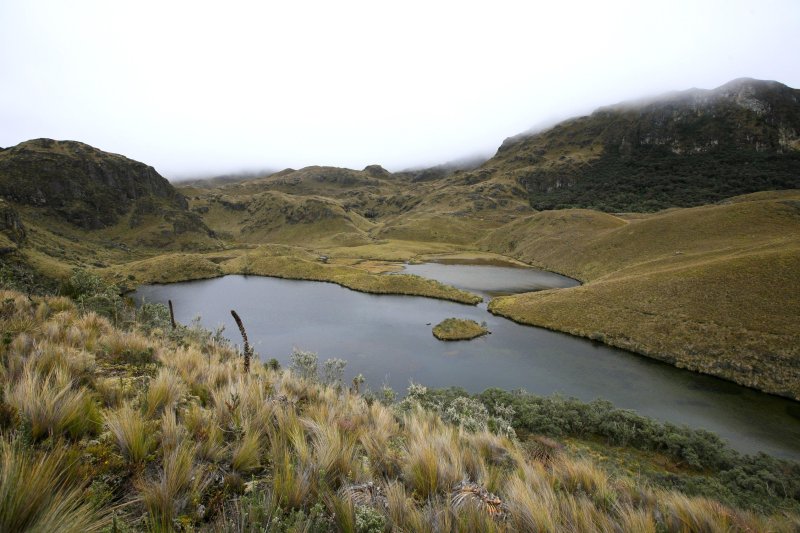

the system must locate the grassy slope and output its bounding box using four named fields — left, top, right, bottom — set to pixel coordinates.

left=7, top=184, right=799, bottom=399
left=100, top=245, right=482, bottom=305
left=3, top=140, right=798, bottom=400
left=0, top=288, right=797, bottom=531
left=484, top=192, right=800, bottom=399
